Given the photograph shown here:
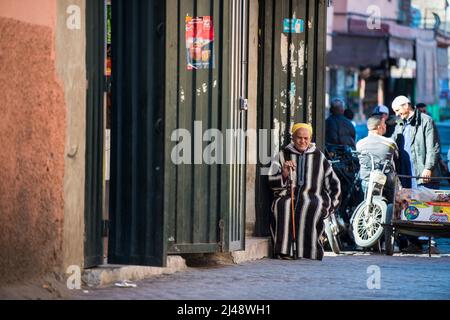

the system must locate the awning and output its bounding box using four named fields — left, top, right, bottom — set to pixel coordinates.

left=389, top=37, right=414, bottom=60
left=327, top=33, right=388, bottom=68
left=437, top=47, right=449, bottom=79
left=416, top=39, right=439, bottom=105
